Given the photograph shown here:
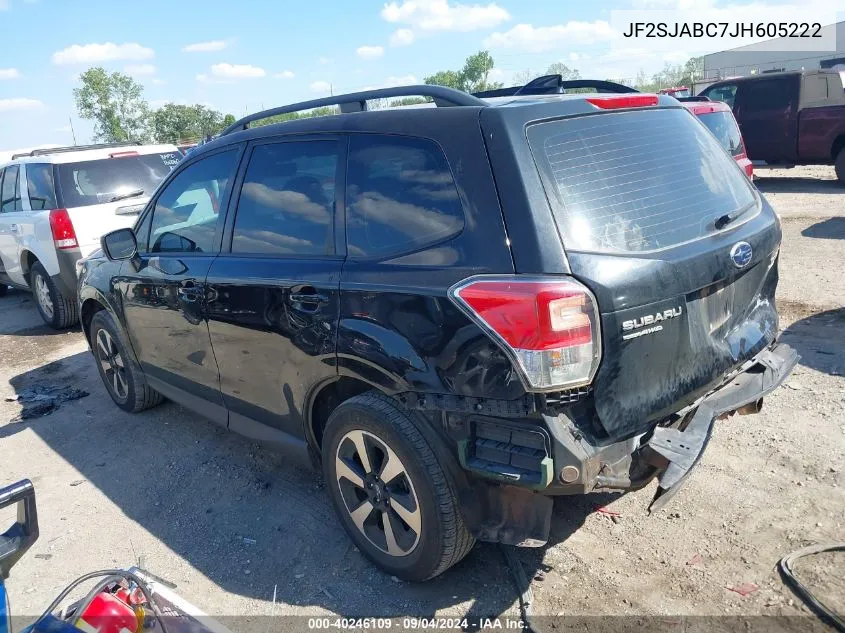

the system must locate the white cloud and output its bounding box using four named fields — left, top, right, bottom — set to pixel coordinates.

left=209, top=63, right=266, bottom=79
left=310, top=80, right=332, bottom=92
left=381, top=0, right=510, bottom=32
left=152, top=78, right=166, bottom=85
left=125, top=64, right=156, bottom=76
left=389, top=28, right=415, bottom=46
left=275, top=70, right=295, bottom=79
left=356, top=45, right=384, bottom=60
left=52, top=42, right=155, bottom=65
left=0, top=68, right=20, bottom=80
left=182, top=40, right=228, bottom=53
left=484, top=21, right=614, bottom=53
left=488, top=68, right=504, bottom=79
left=383, top=74, right=418, bottom=86
left=0, top=98, right=44, bottom=112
